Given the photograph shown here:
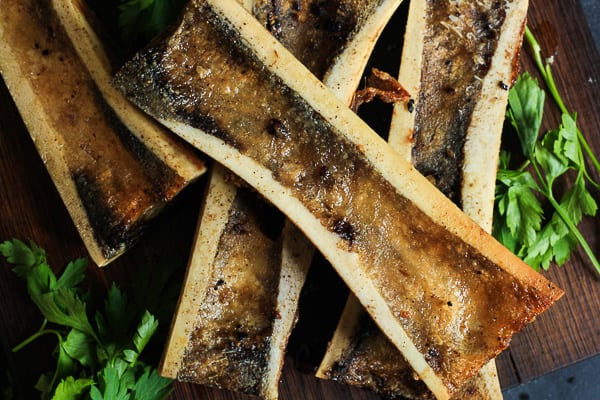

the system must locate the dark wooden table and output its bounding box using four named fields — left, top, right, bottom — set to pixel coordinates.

left=1, top=0, right=599, bottom=398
